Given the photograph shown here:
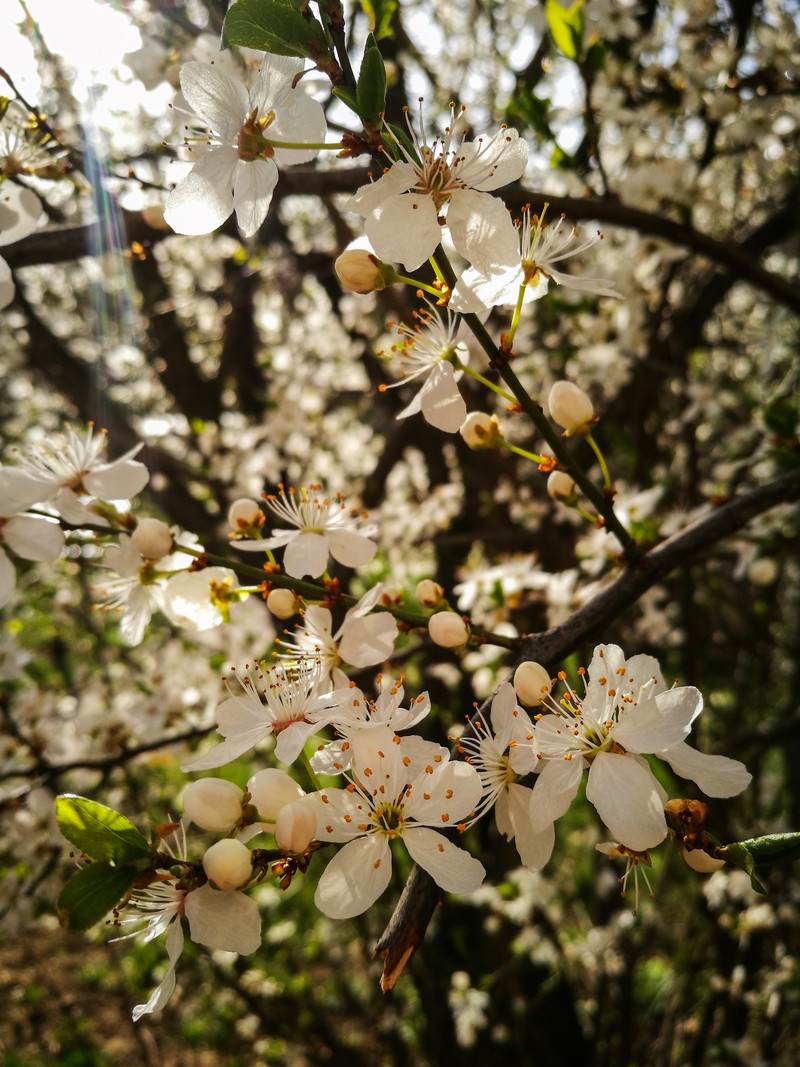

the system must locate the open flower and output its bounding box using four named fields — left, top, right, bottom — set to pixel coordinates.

left=528, top=644, right=751, bottom=857
left=0, top=466, right=65, bottom=606
left=183, top=660, right=335, bottom=771
left=346, top=104, right=528, bottom=271
left=164, top=57, right=326, bottom=237
left=278, top=584, right=398, bottom=688
left=234, top=484, right=377, bottom=579
left=452, top=206, right=619, bottom=312
left=455, top=683, right=553, bottom=870
left=380, top=302, right=470, bottom=433
left=308, top=726, right=485, bottom=918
